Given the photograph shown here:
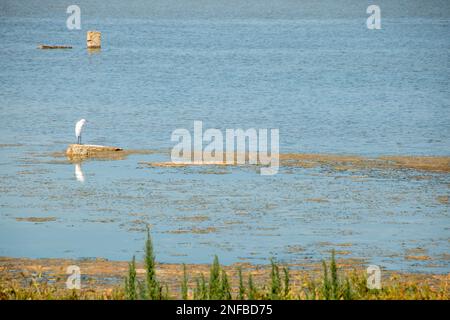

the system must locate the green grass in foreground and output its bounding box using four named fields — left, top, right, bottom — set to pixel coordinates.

left=0, top=229, right=448, bottom=300
left=124, top=229, right=447, bottom=300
